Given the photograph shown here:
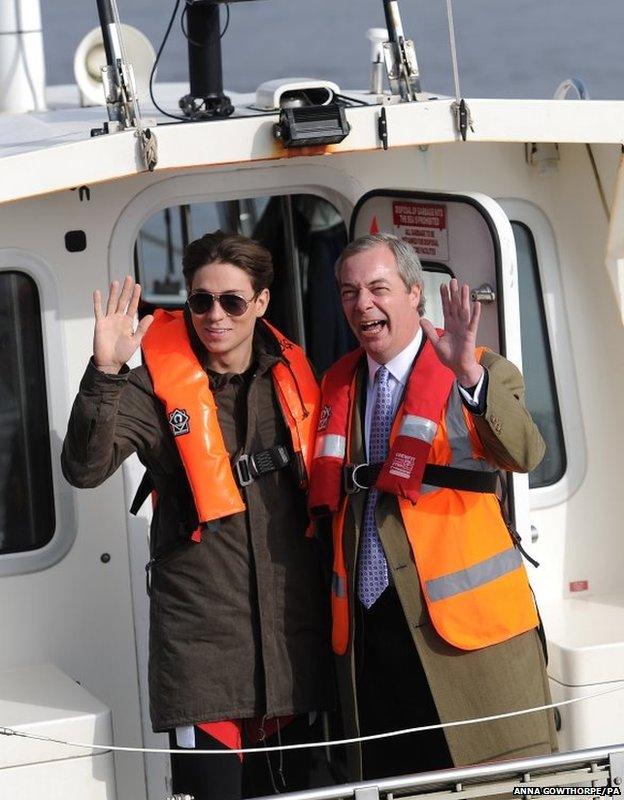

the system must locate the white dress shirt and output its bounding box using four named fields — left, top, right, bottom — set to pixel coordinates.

left=364, top=329, right=485, bottom=457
